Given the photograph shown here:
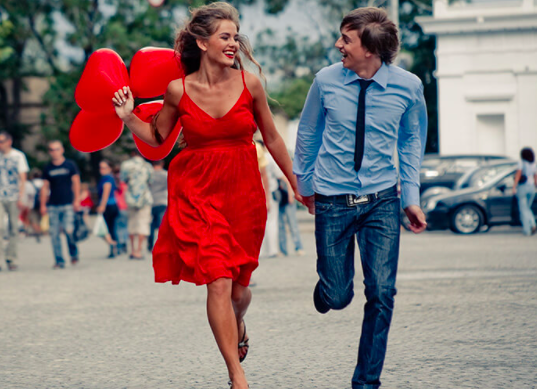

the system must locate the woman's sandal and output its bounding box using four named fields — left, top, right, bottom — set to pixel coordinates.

left=228, top=381, right=249, bottom=388
left=238, top=320, right=250, bottom=363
